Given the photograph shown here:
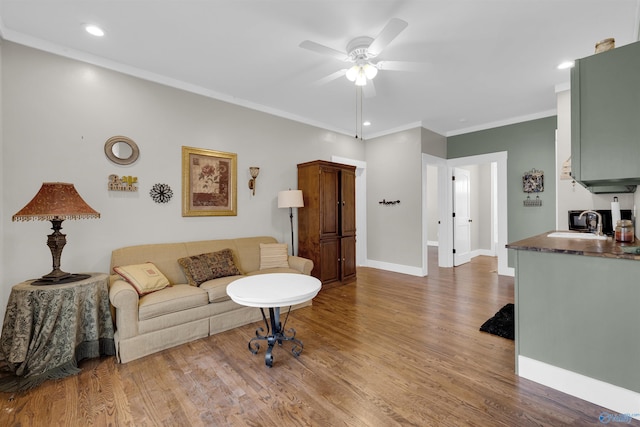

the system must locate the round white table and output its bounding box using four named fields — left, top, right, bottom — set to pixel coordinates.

left=226, top=273, right=321, bottom=367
